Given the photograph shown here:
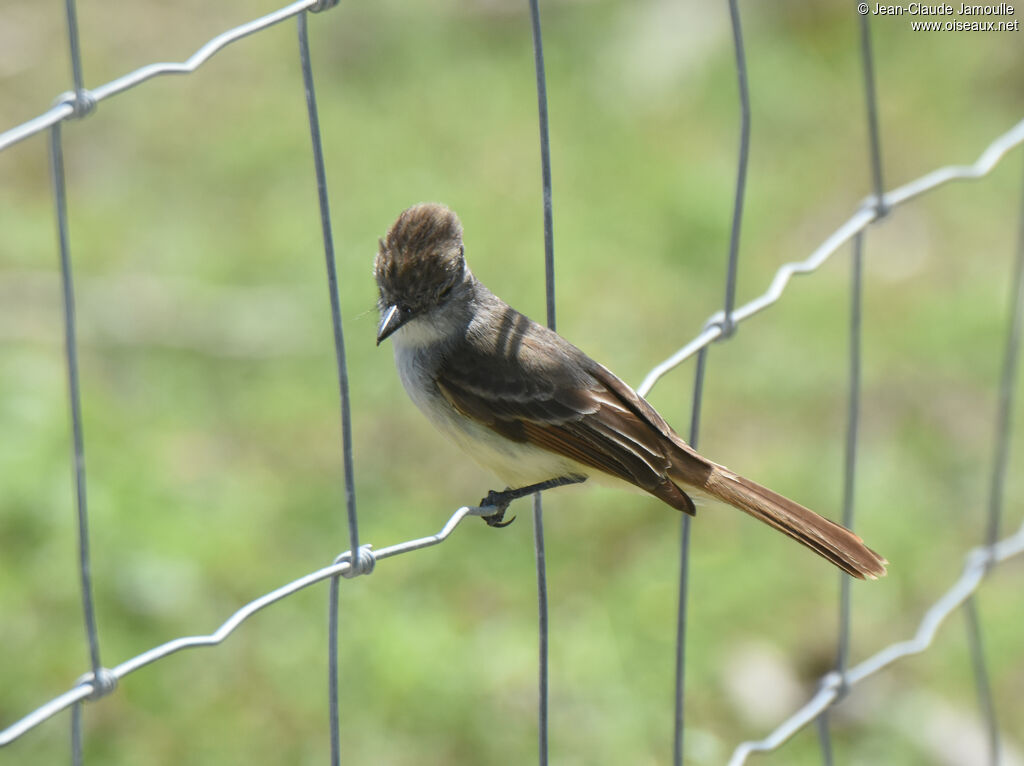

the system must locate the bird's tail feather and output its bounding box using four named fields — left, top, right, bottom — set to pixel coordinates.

left=695, top=466, right=888, bottom=579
